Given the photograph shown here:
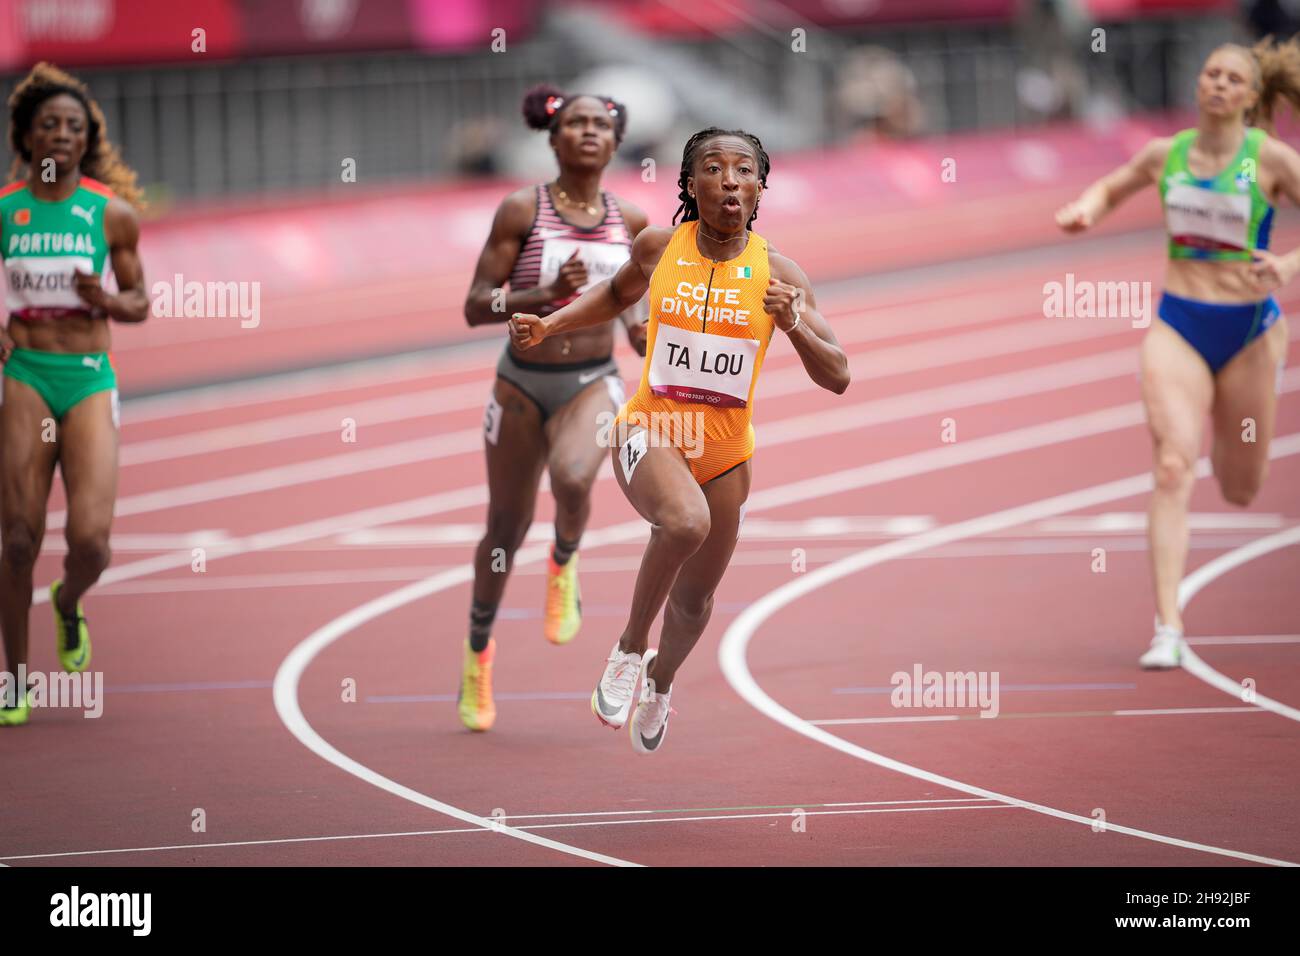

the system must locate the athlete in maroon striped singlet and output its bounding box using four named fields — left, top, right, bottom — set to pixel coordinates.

left=456, top=84, right=649, bottom=731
